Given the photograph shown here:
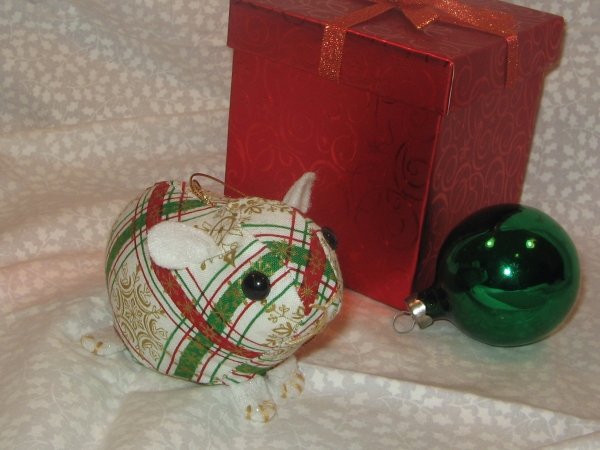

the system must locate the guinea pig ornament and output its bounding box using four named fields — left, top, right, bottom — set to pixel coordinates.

left=81, top=172, right=343, bottom=422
